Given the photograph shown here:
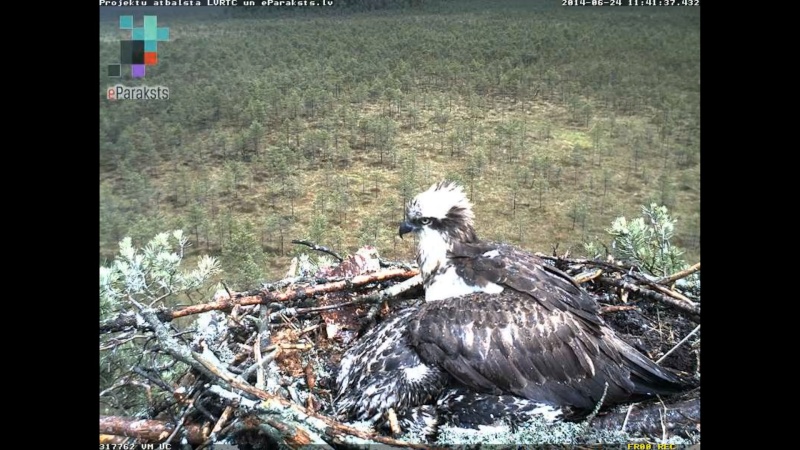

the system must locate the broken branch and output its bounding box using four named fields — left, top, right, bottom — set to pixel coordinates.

left=99, top=416, right=207, bottom=444
left=193, top=349, right=434, bottom=448
left=101, top=268, right=419, bottom=333
left=597, top=276, right=700, bottom=322
left=291, top=239, right=344, bottom=262
left=657, top=263, right=701, bottom=285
